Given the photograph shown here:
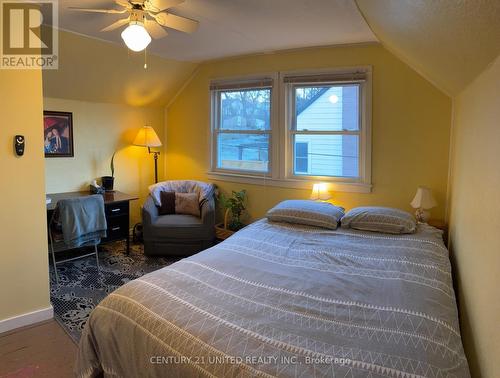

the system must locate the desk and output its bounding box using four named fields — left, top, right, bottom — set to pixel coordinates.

left=46, top=191, right=138, bottom=254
